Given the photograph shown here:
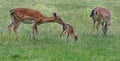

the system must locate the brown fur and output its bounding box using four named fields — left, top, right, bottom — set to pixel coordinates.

left=8, top=8, right=65, bottom=41
left=60, top=24, right=78, bottom=41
